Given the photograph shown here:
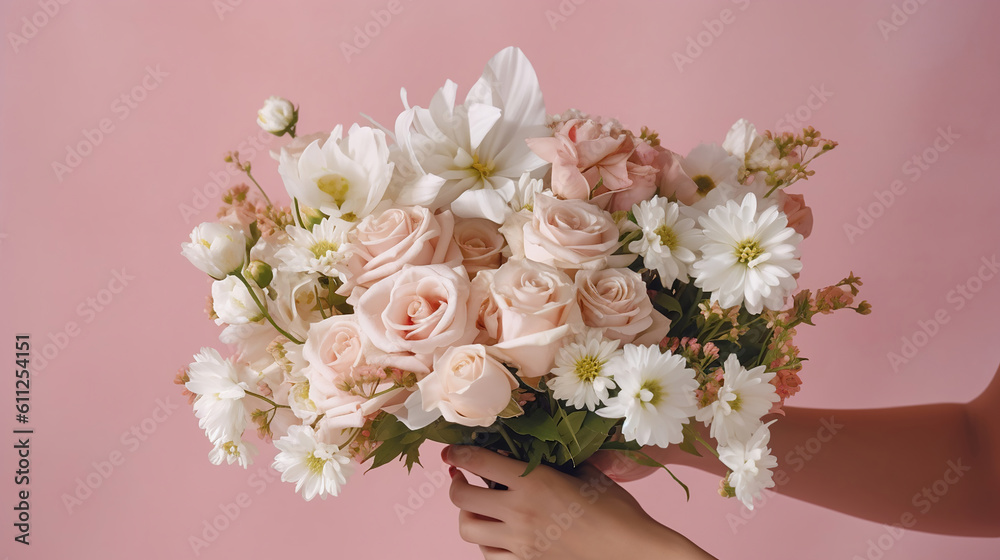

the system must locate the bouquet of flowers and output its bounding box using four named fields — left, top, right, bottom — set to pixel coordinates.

left=178, top=47, right=869, bottom=508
